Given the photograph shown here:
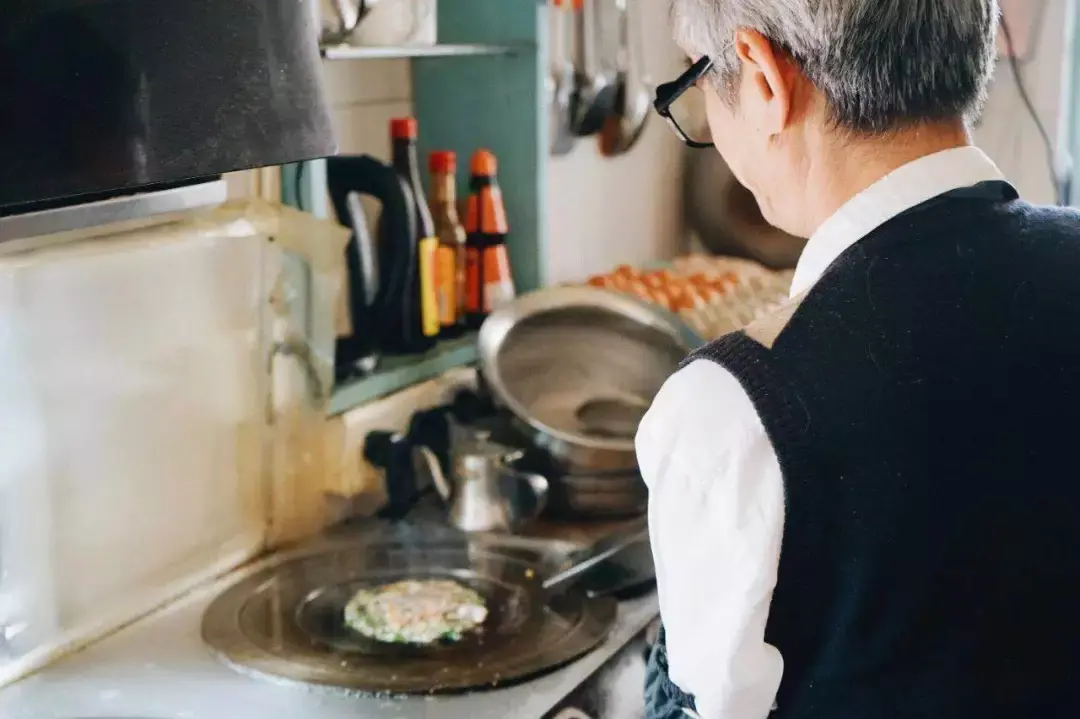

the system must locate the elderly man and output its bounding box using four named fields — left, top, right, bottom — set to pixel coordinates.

left=638, top=1, right=1080, bottom=718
